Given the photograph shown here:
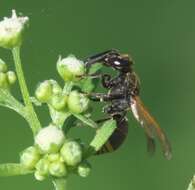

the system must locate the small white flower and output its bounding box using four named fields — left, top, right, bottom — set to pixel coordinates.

left=0, top=10, right=29, bottom=49
left=57, top=55, right=85, bottom=81
left=35, top=124, right=65, bottom=154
